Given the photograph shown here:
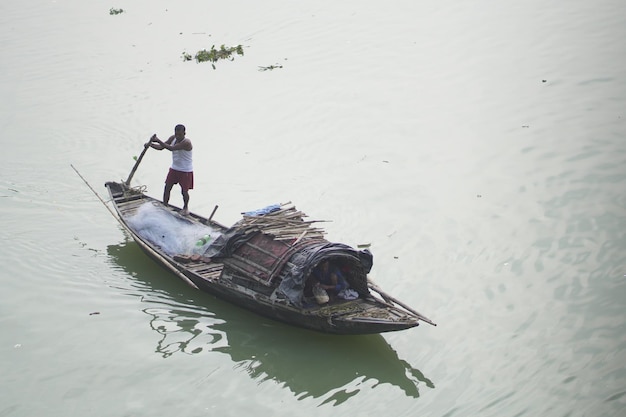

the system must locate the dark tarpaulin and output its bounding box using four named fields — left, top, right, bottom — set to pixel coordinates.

left=277, top=243, right=373, bottom=306
left=203, top=225, right=374, bottom=306
left=202, top=227, right=251, bottom=258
